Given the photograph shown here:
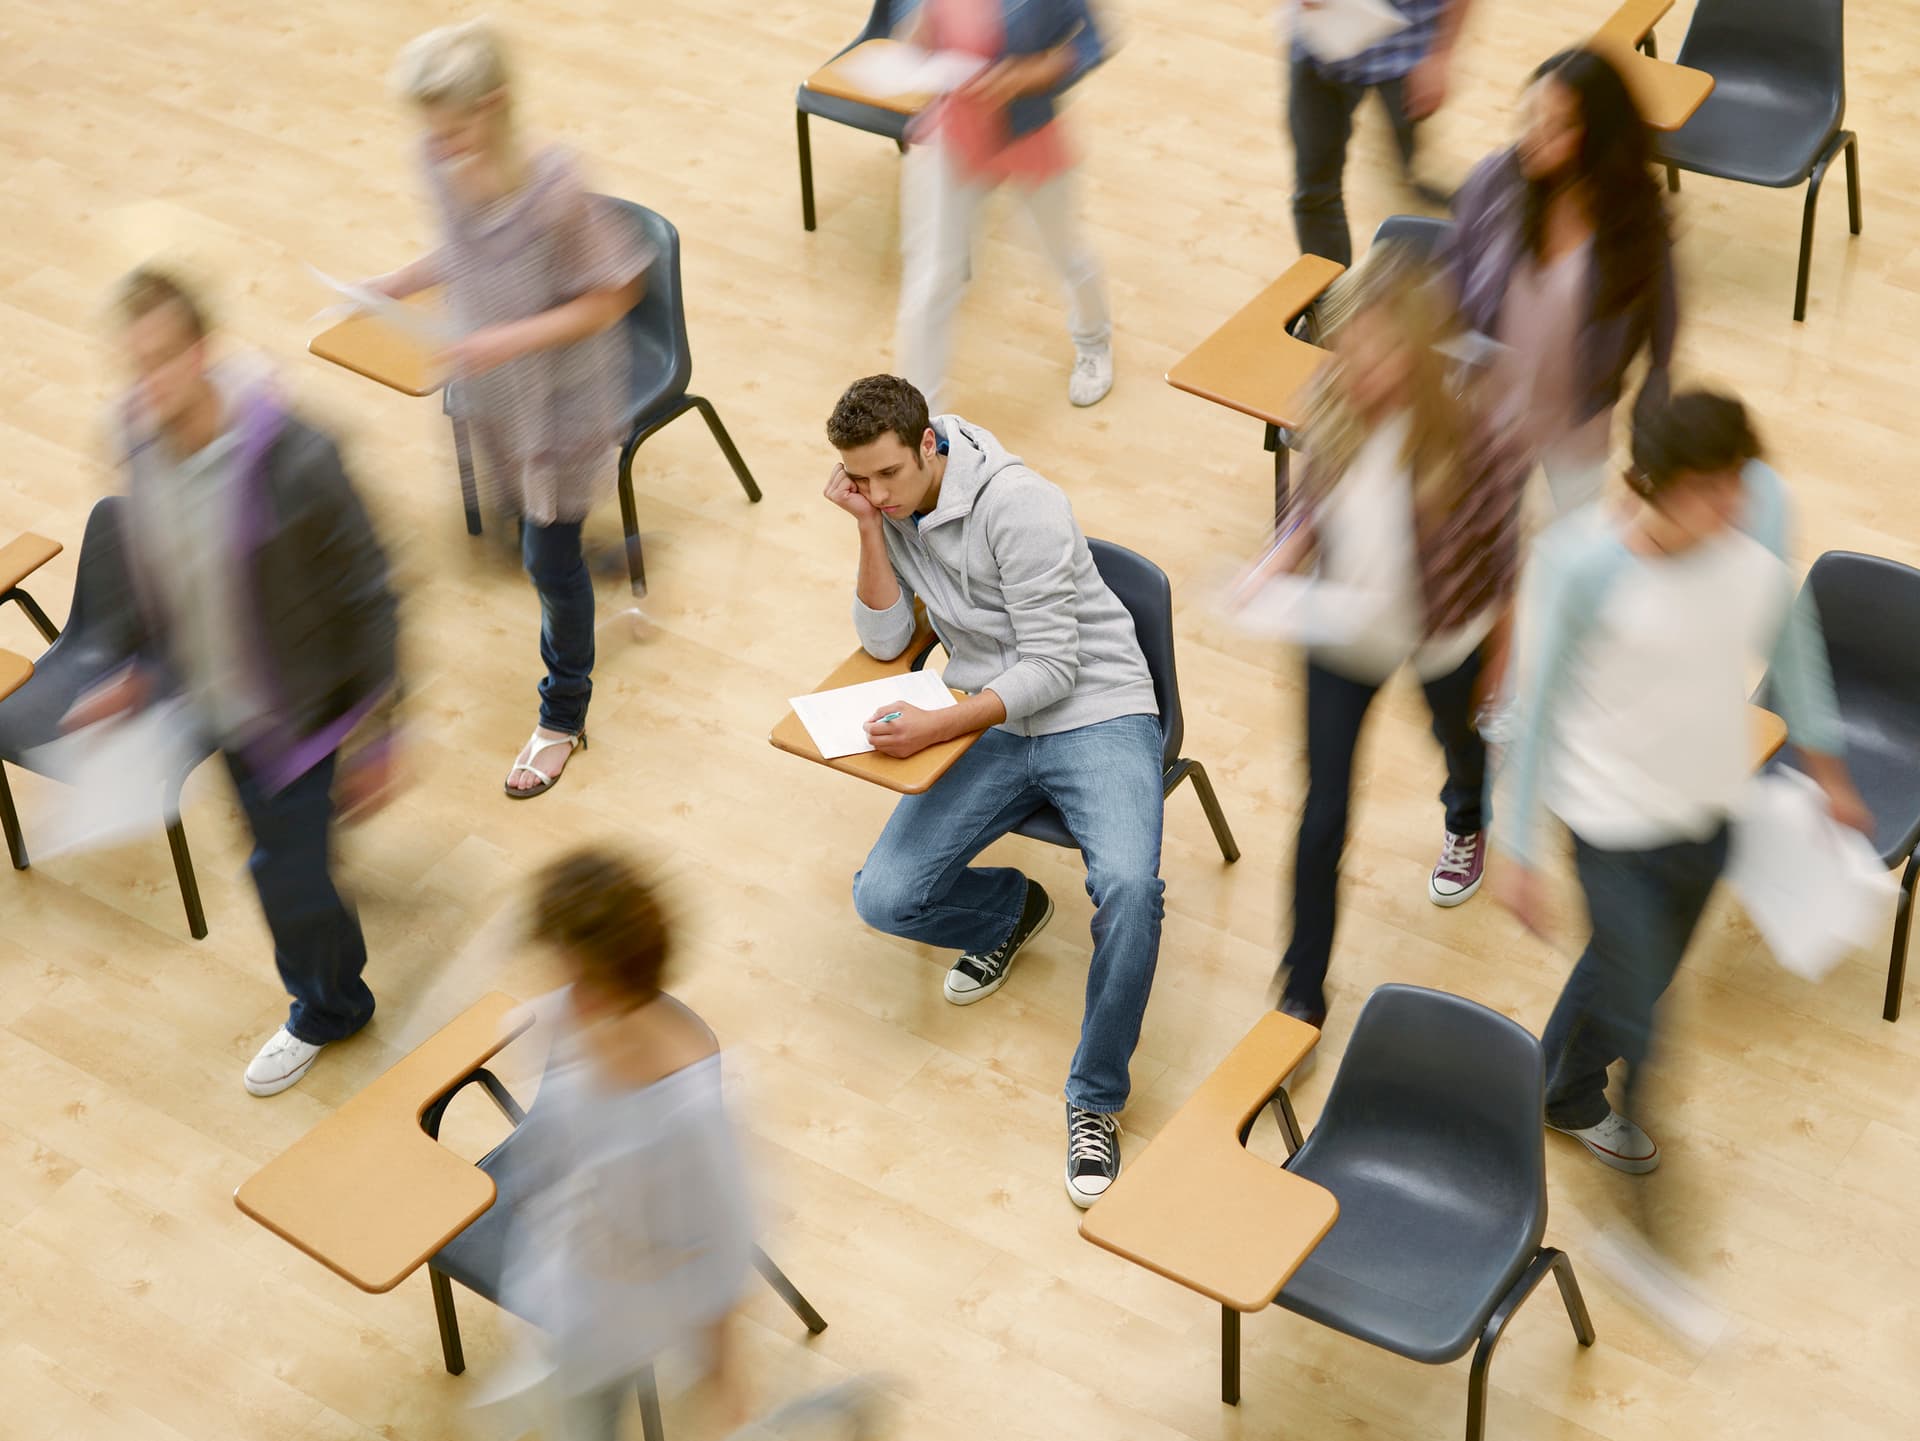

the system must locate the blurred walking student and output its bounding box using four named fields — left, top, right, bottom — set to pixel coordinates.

left=1498, top=391, right=1869, bottom=1177
left=1244, top=247, right=1526, bottom=1039
left=70, top=268, right=400, bottom=1098
left=1442, top=46, right=1677, bottom=515
left=1287, top=0, right=1473, bottom=266
left=893, top=0, right=1114, bottom=410
left=373, top=19, right=651, bottom=799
